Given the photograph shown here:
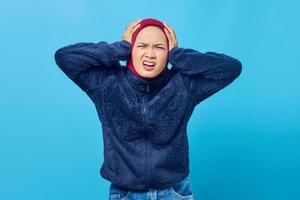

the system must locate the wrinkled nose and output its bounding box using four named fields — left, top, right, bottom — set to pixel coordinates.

left=145, top=49, right=156, bottom=58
